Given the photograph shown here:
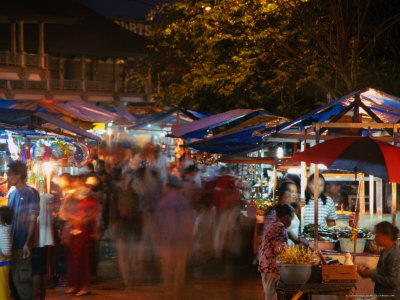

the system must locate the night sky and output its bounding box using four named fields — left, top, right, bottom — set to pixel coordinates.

left=77, top=0, right=163, bottom=21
